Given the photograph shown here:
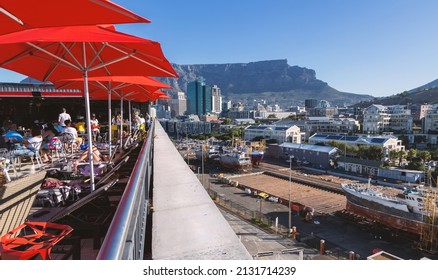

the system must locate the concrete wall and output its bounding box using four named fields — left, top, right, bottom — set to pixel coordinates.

left=152, top=123, right=252, bottom=260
